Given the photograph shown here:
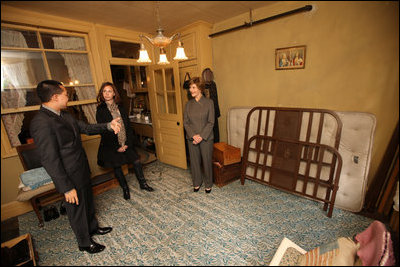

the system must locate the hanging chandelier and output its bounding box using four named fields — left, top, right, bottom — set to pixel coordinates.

left=137, top=1, right=188, bottom=64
